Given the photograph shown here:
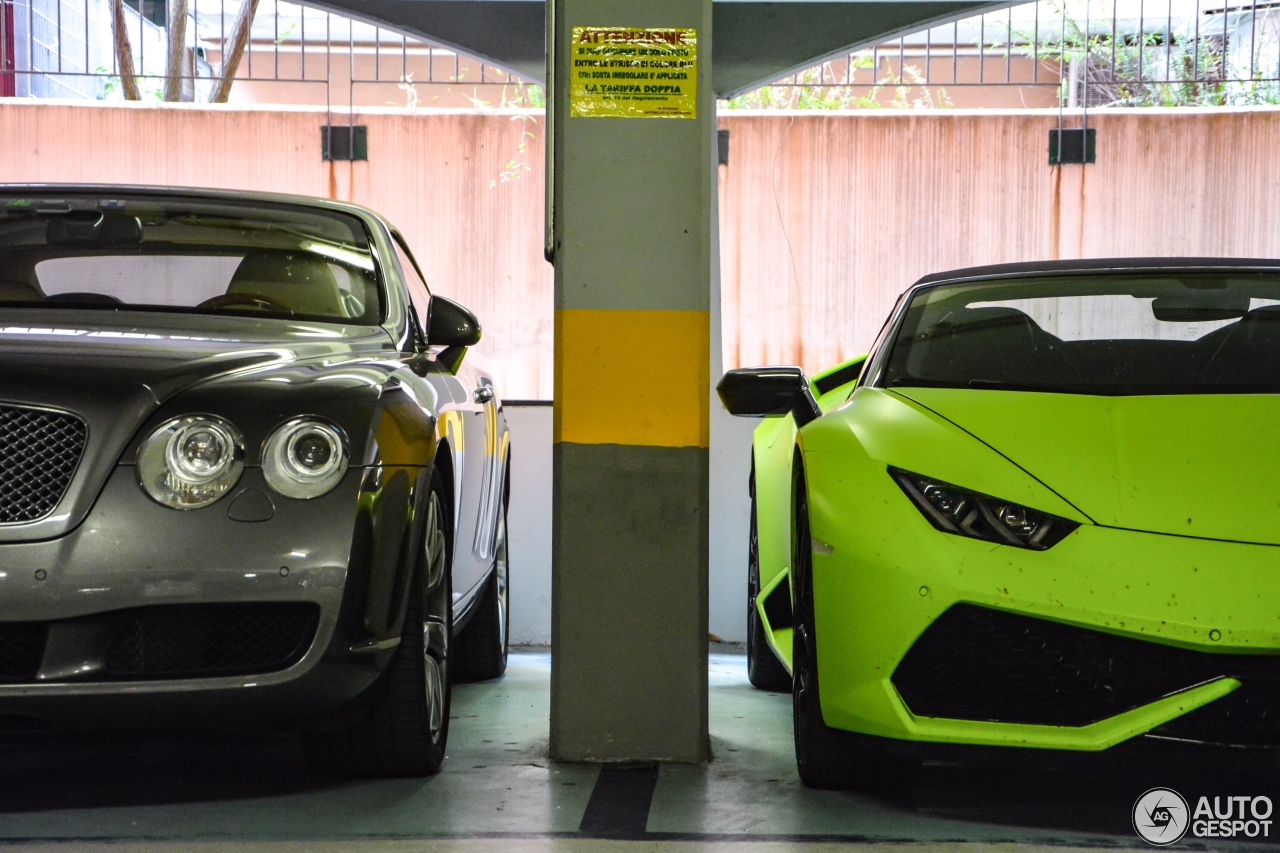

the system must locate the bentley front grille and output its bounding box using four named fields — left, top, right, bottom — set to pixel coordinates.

left=0, top=404, right=88, bottom=524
